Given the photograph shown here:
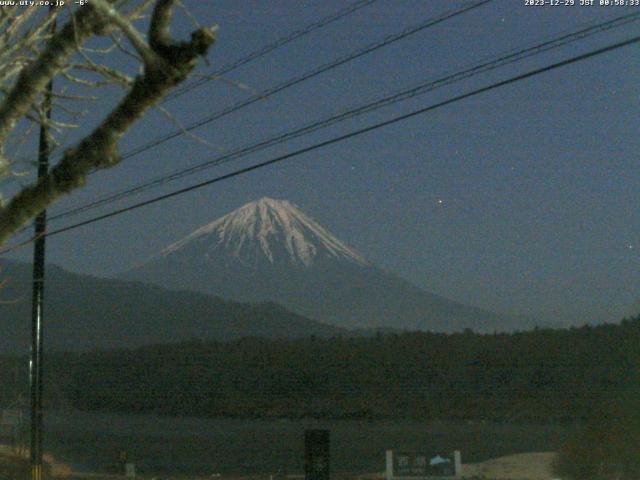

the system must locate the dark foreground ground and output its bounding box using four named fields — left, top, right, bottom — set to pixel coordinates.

left=2, top=449, right=559, bottom=480
left=1, top=411, right=573, bottom=479
left=21, top=411, right=574, bottom=477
